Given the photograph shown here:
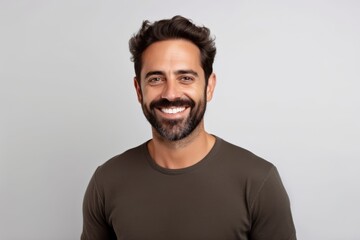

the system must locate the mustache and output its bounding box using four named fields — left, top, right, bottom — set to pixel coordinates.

left=150, top=98, right=195, bottom=110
